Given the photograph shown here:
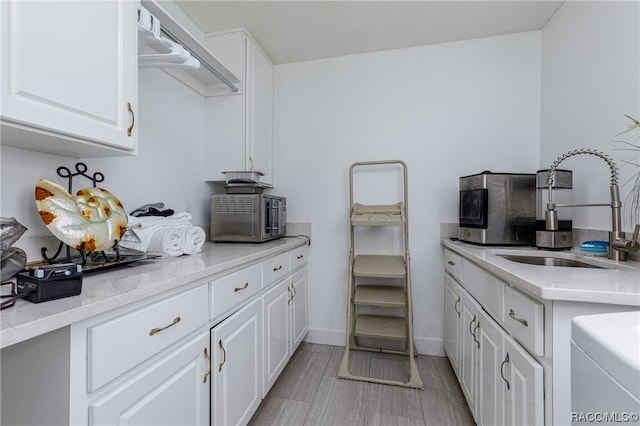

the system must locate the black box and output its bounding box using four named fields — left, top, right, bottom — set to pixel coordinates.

left=16, top=263, right=83, bottom=303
